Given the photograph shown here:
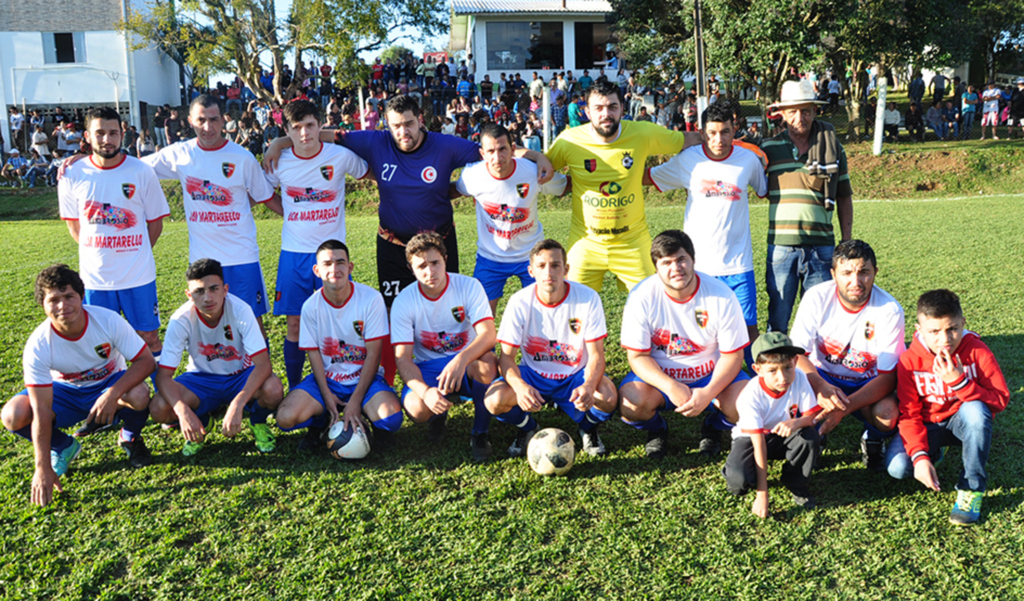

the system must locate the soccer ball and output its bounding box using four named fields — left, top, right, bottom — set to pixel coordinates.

left=325, top=421, right=371, bottom=460
left=527, top=428, right=575, bottom=476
